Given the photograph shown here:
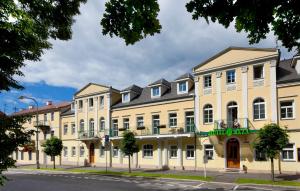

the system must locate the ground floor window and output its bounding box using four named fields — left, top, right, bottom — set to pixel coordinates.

left=143, top=144, right=153, bottom=158
left=186, top=145, right=195, bottom=159
left=255, top=149, right=267, bottom=161
left=113, top=147, right=119, bottom=158
left=72, top=147, right=76, bottom=157
left=204, top=144, right=214, bottom=160
left=170, top=145, right=178, bottom=158
left=63, top=147, right=68, bottom=157
left=80, top=146, right=85, bottom=157
left=28, top=151, right=32, bottom=160
left=282, top=144, right=295, bottom=161
left=100, top=146, right=105, bottom=157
